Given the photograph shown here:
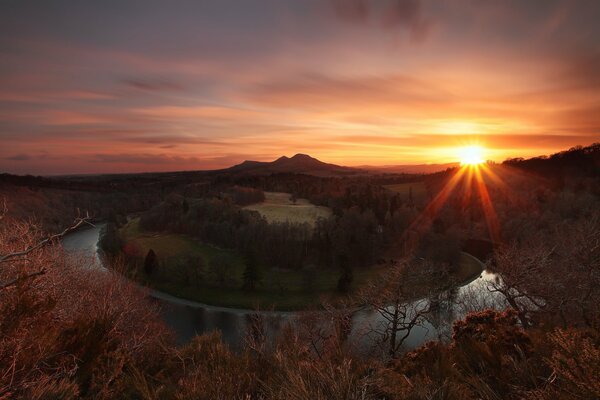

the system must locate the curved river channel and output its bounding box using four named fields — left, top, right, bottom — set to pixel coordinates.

left=62, top=223, right=502, bottom=352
